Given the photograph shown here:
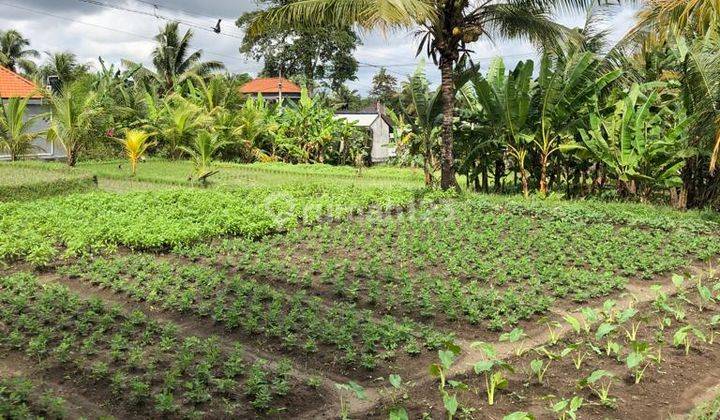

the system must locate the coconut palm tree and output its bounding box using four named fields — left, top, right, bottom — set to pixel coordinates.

left=0, top=97, right=45, bottom=160
left=38, top=52, right=89, bottom=88
left=0, top=29, right=38, bottom=75
left=159, top=97, right=206, bottom=159
left=46, top=80, right=100, bottom=166
left=179, top=130, right=228, bottom=184
left=115, top=129, right=156, bottom=176
left=126, top=22, right=224, bottom=93
left=248, top=0, right=590, bottom=190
